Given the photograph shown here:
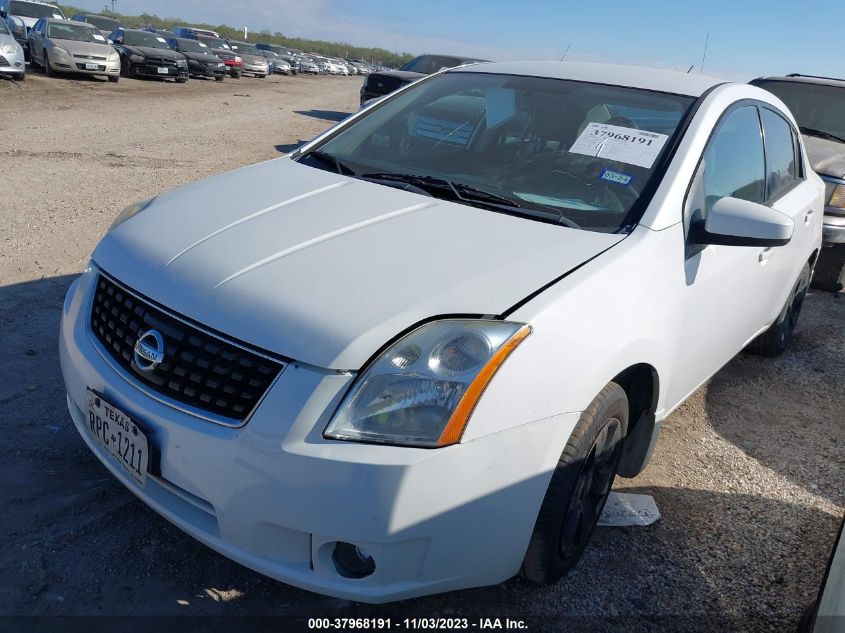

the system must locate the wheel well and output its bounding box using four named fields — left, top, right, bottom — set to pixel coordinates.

left=612, top=364, right=660, bottom=478
left=612, top=363, right=658, bottom=428
left=809, top=249, right=819, bottom=269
